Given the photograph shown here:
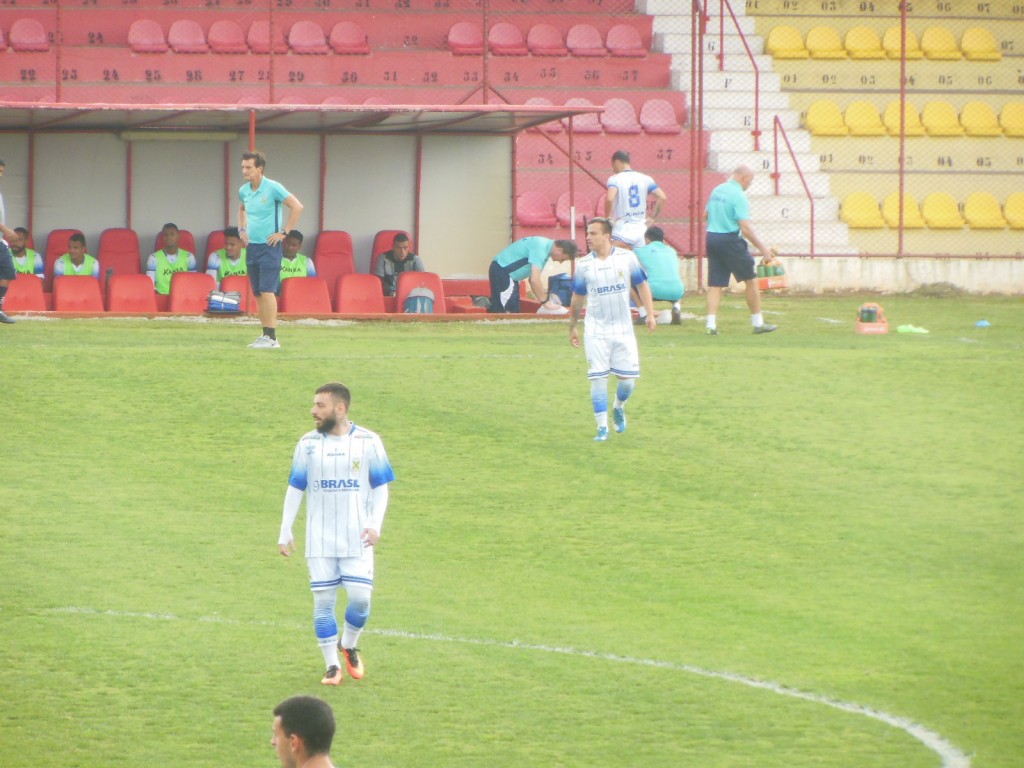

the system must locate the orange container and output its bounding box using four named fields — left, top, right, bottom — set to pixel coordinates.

left=856, top=302, right=889, bottom=334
